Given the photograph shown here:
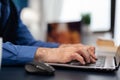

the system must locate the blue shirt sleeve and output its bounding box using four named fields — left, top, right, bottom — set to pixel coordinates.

left=2, top=1, right=60, bottom=65
left=16, top=15, right=60, bottom=48
left=2, top=42, right=38, bottom=65
left=2, top=15, right=59, bottom=65
left=2, top=17, right=60, bottom=65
